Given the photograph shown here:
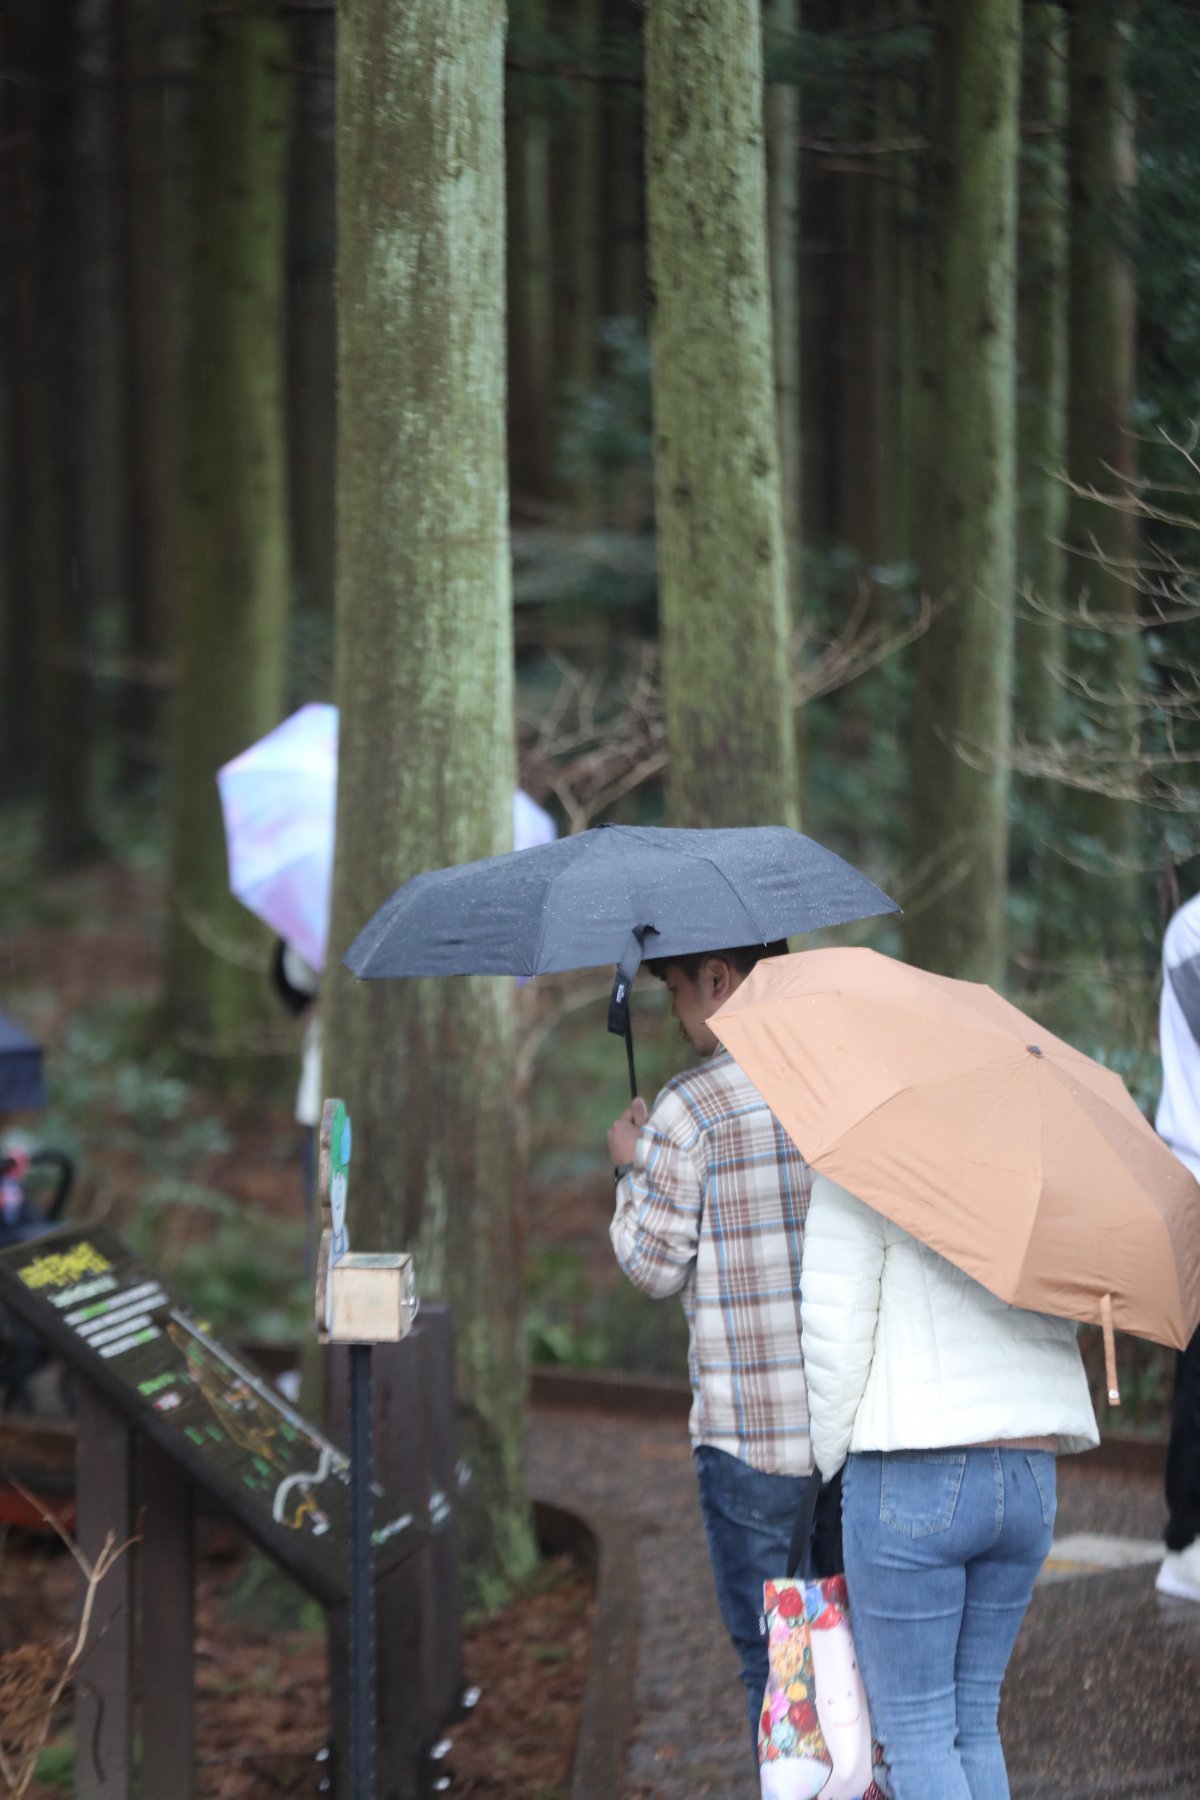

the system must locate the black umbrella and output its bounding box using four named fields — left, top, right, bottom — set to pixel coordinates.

left=0, top=1013, right=46, bottom=1111
left=343, top=824, right=899, bottom=1096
